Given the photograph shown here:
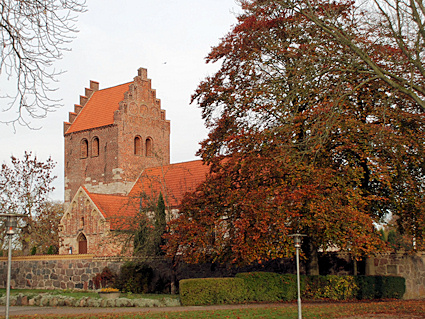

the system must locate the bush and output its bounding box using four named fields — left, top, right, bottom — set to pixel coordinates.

left=115, top=262, right=154, bottom=293
left=92, top=267, right=117, bottom=289
left=179, top=273, right=405, bottom=306
left=236, top=272, right=298, bottom=302
left=355, top=276, right=405, bottom=300
left=304, top=275, right=358, bottom=300
left=179, top=277, right=249, bottom=306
